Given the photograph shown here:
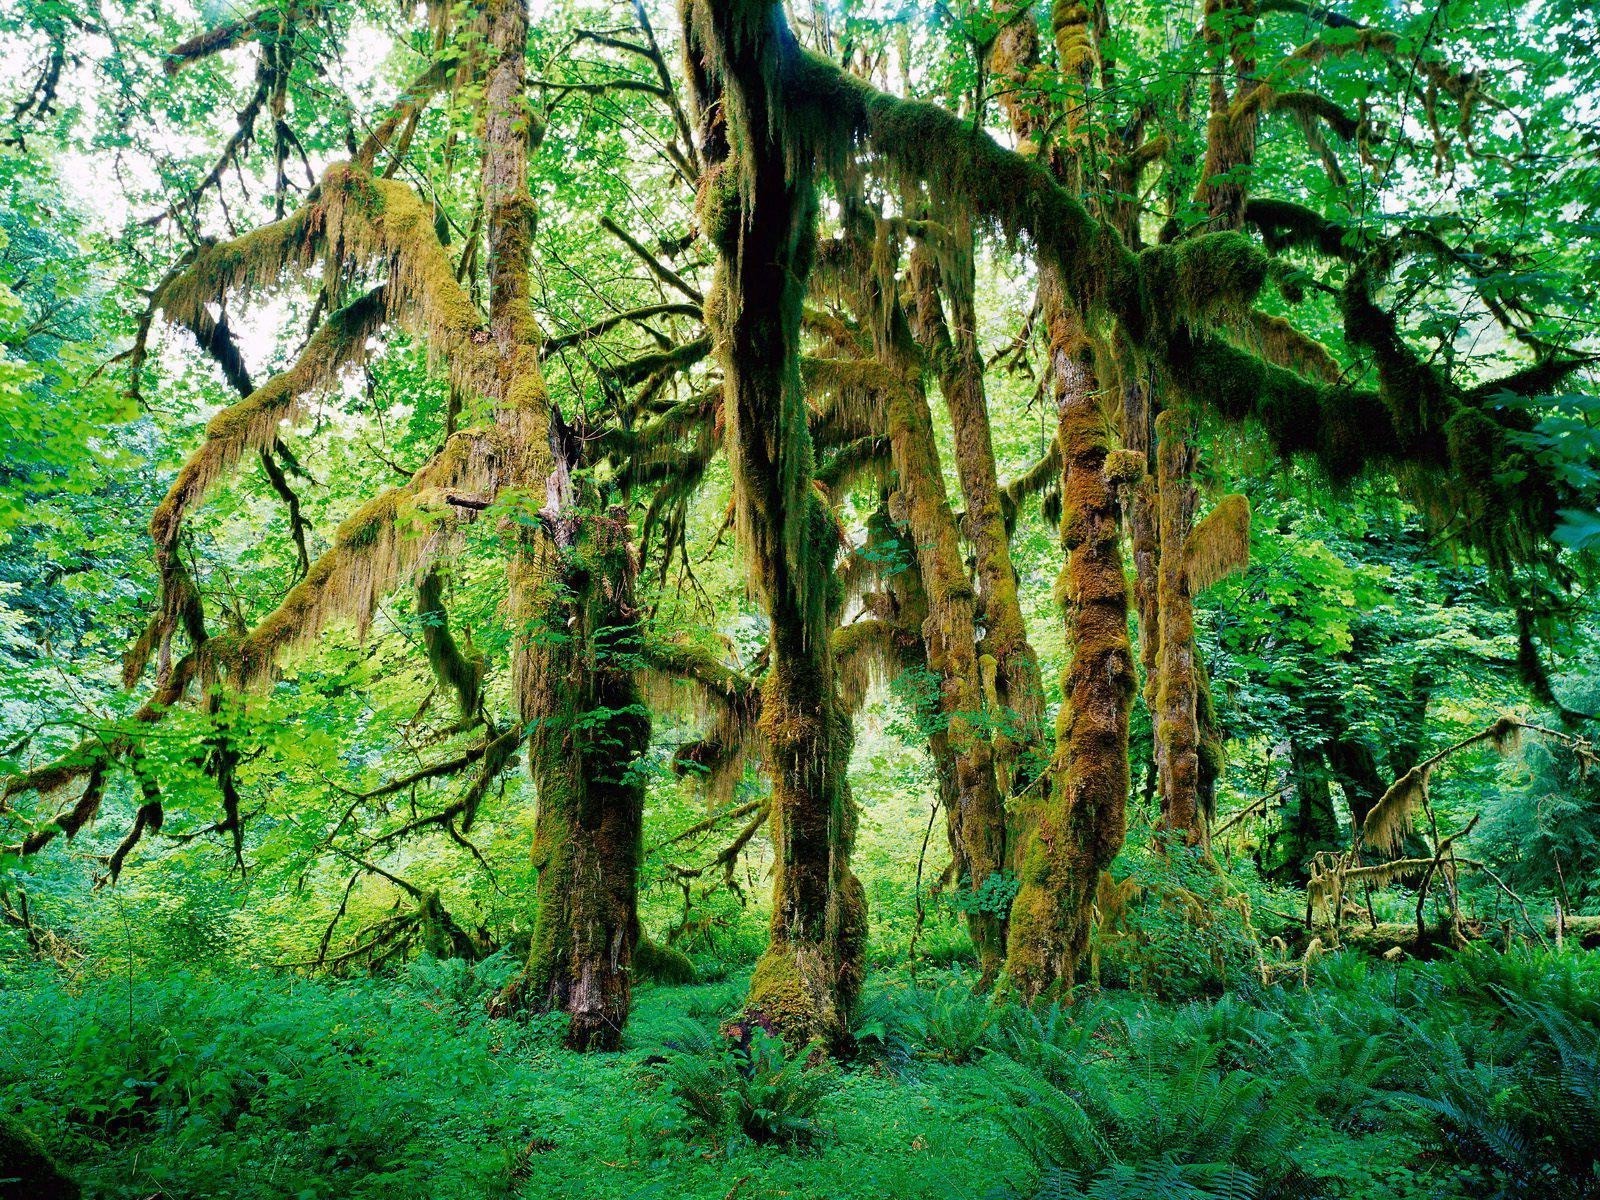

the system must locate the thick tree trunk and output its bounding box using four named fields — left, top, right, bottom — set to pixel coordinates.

left=483, top=0, right=644, bottom=1048
left=1265, top=737, right=1343, bottom=882
left=686, top=0, right=864, bottom=1047
left=1005, top=301, right=1135, bottom=996
left=519, top=502, right=649, bottom=1050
